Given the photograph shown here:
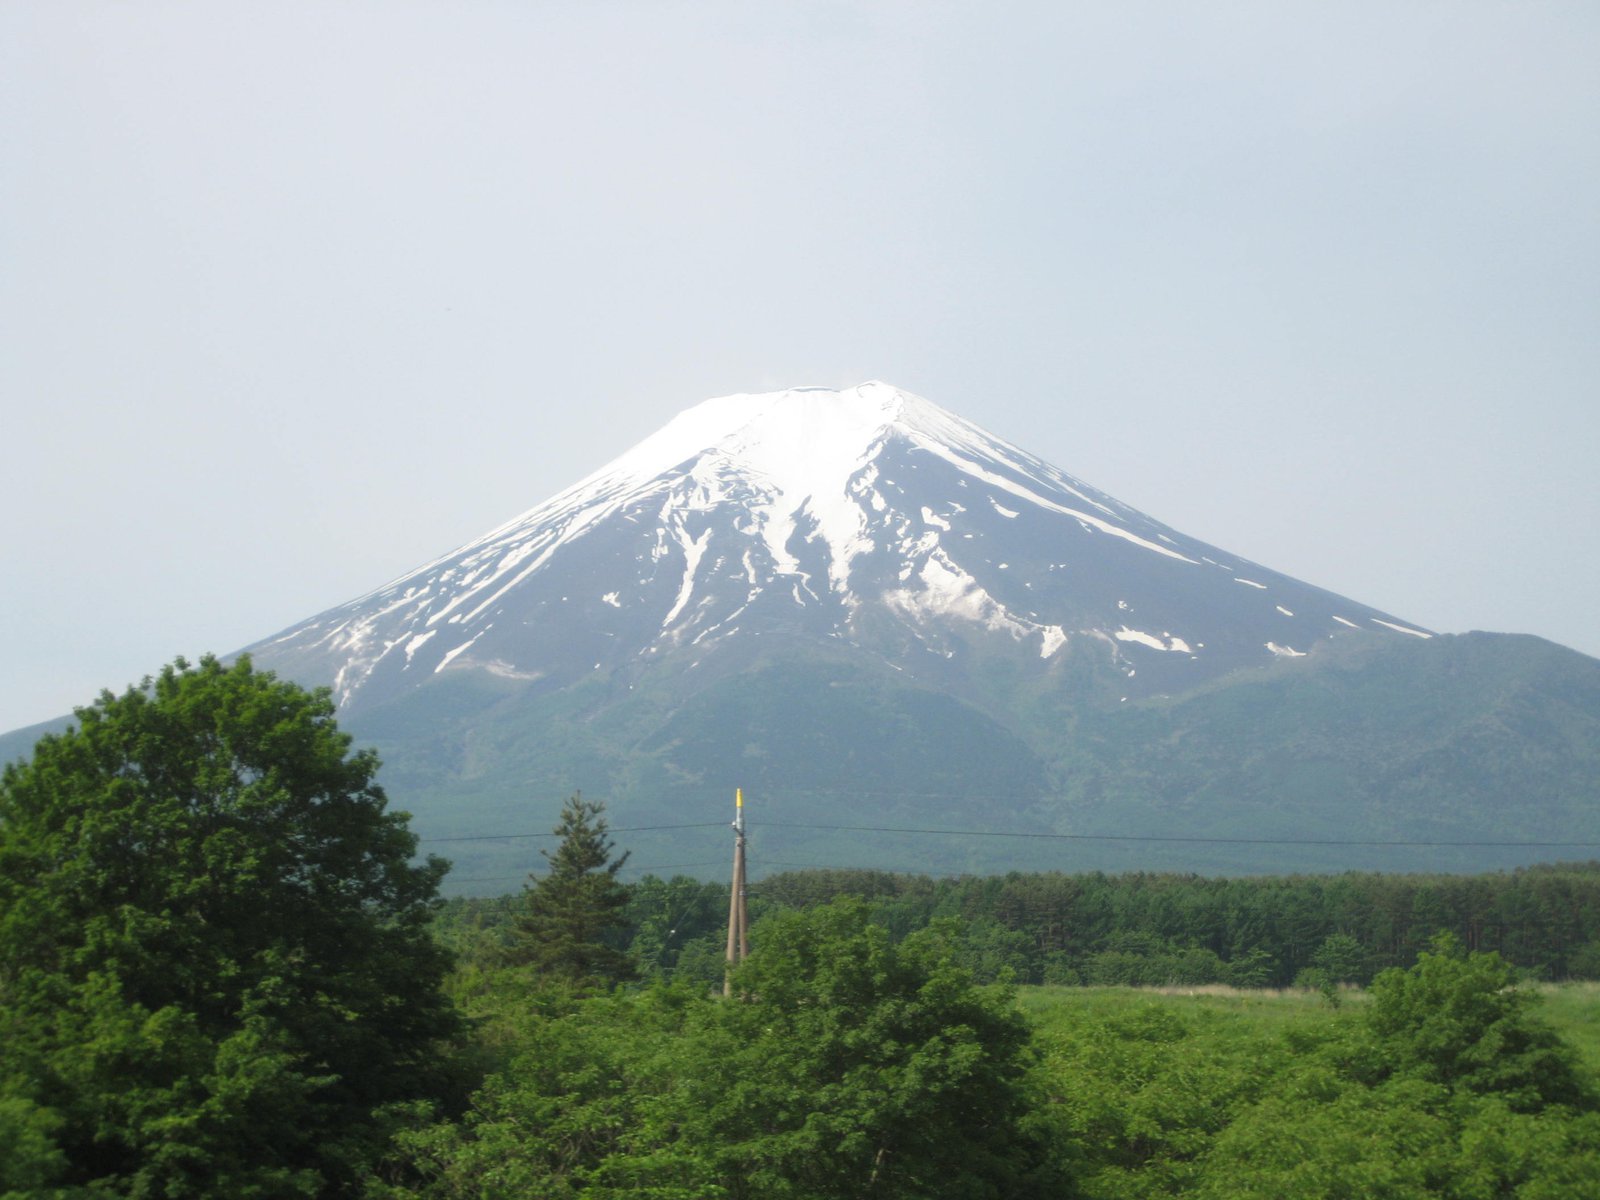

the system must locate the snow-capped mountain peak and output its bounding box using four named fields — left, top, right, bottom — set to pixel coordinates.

left=563, top=381, right=903, bottom=499
left=249, top=383, right=1430, bottom=711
